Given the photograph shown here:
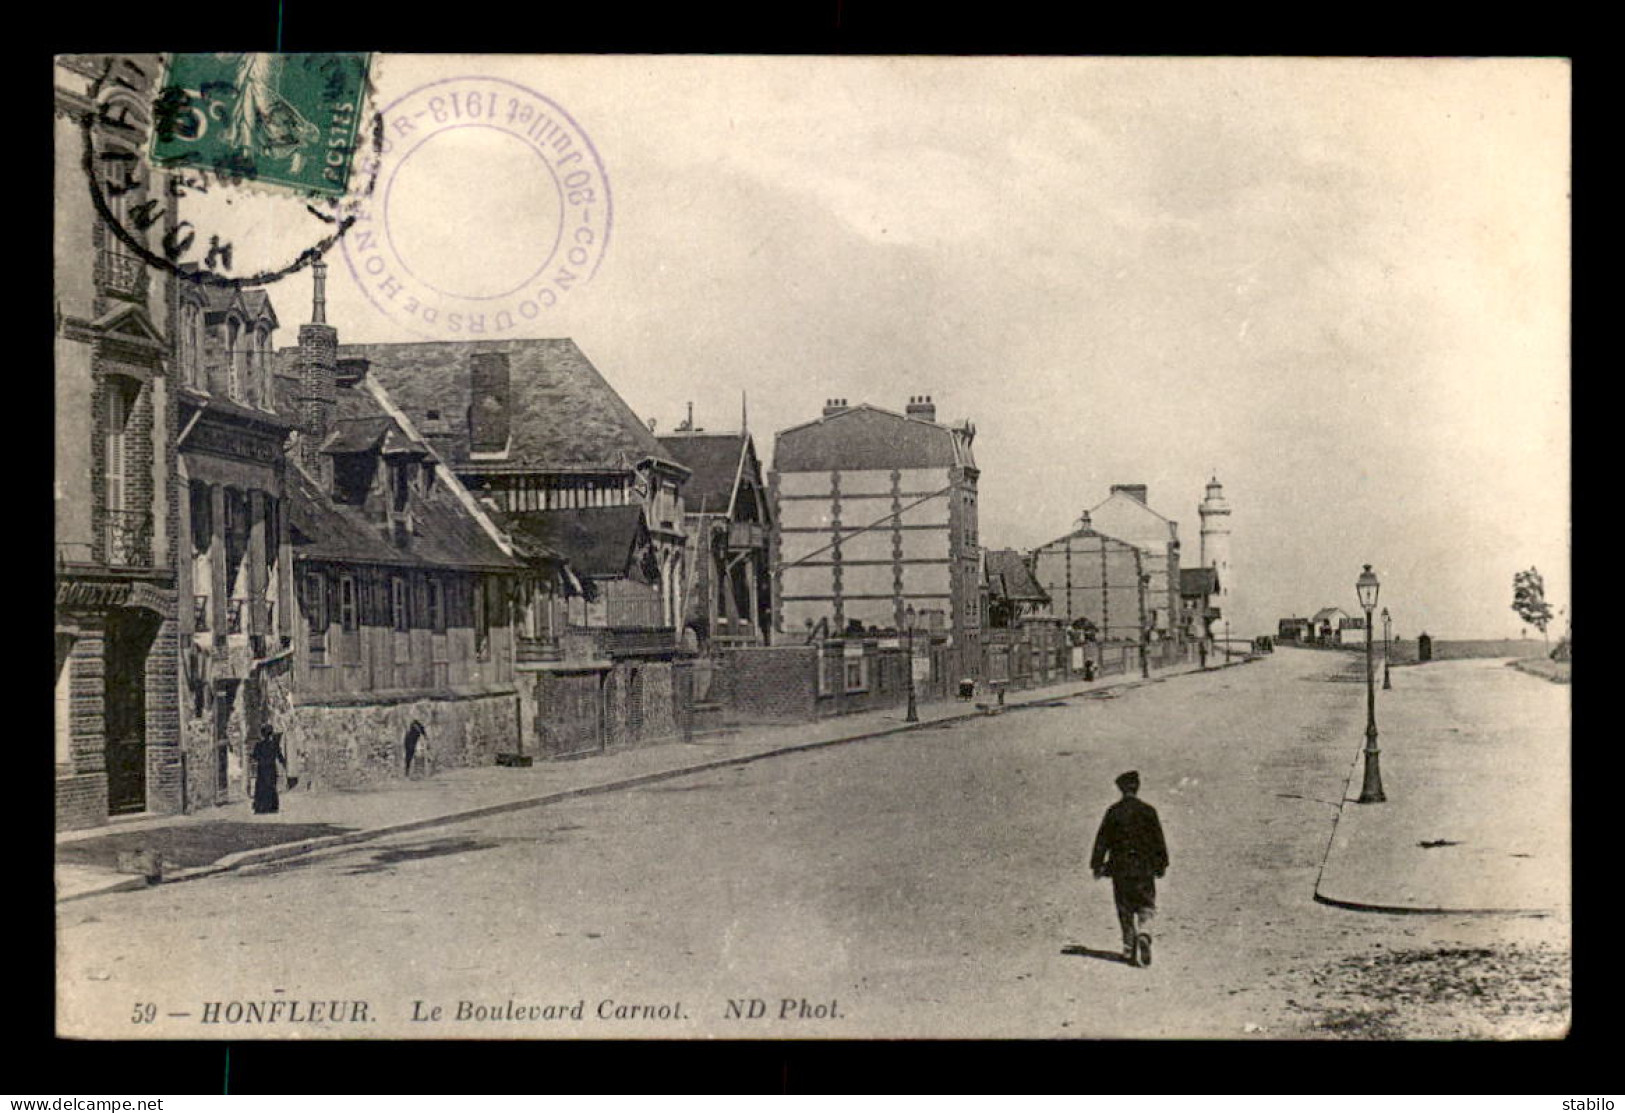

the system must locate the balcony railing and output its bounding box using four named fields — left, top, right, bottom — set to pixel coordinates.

left=226, top=598, right=245, bottom=636
left=96, top=249, right=148, bottom=300
left=104, top=509, right=152, bottom=568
